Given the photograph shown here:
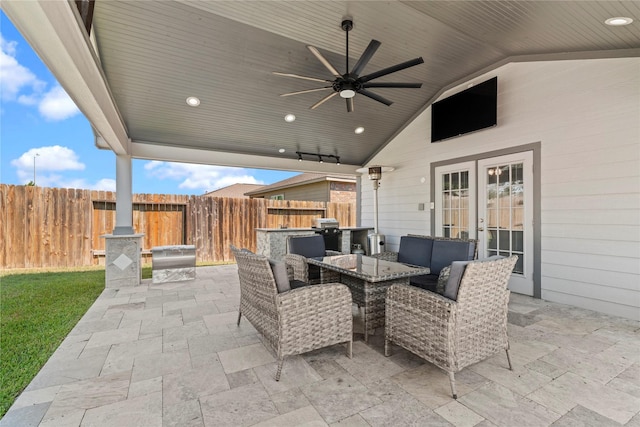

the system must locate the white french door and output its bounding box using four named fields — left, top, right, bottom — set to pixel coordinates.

left=435, top=161, right=476, bottom=240
left=435, top=151, right=534, bottom=295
